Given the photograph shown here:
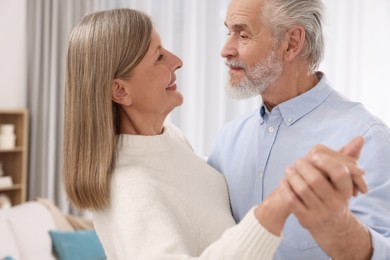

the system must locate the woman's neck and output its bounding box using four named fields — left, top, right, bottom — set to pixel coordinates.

left=118, top=108, right=165, bottom=136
